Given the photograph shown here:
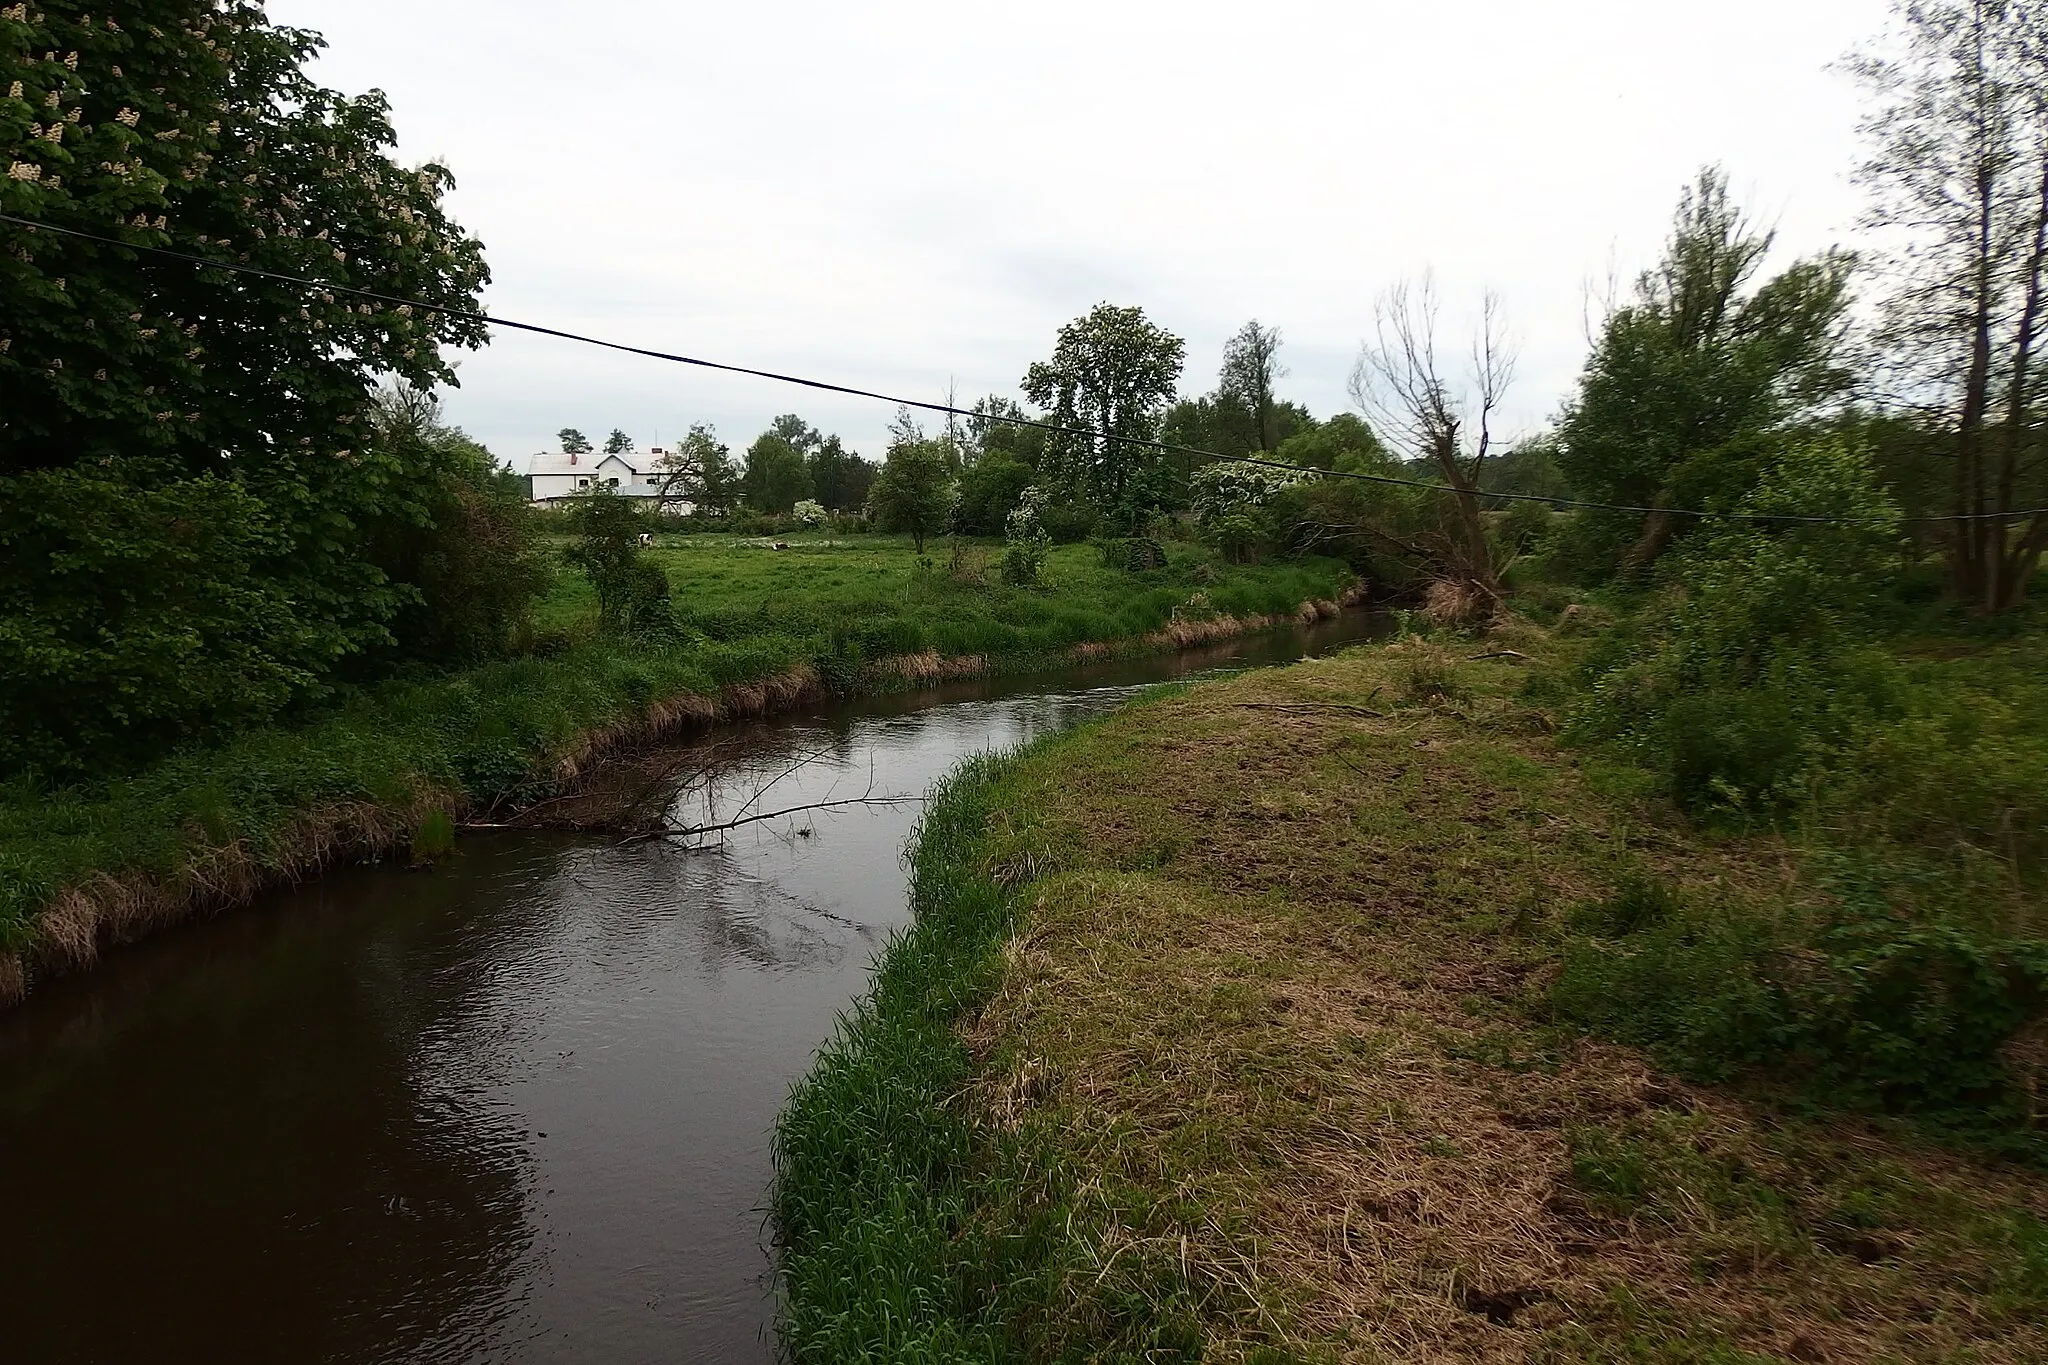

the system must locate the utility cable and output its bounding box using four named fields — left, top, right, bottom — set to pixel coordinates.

left=2, top=210, right=2040, bottom=529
